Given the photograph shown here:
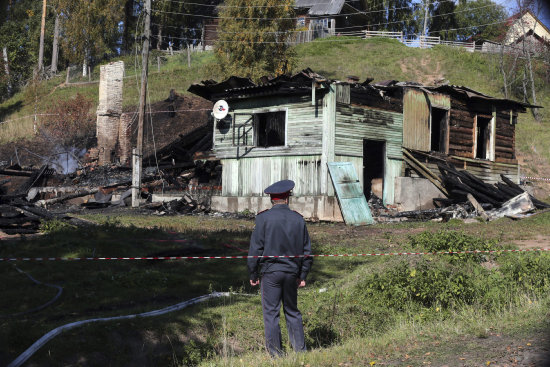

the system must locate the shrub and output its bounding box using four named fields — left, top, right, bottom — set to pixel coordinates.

left=409, top=230, right=496, bottom=264
left=40, top=93, right=95, bottom=148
